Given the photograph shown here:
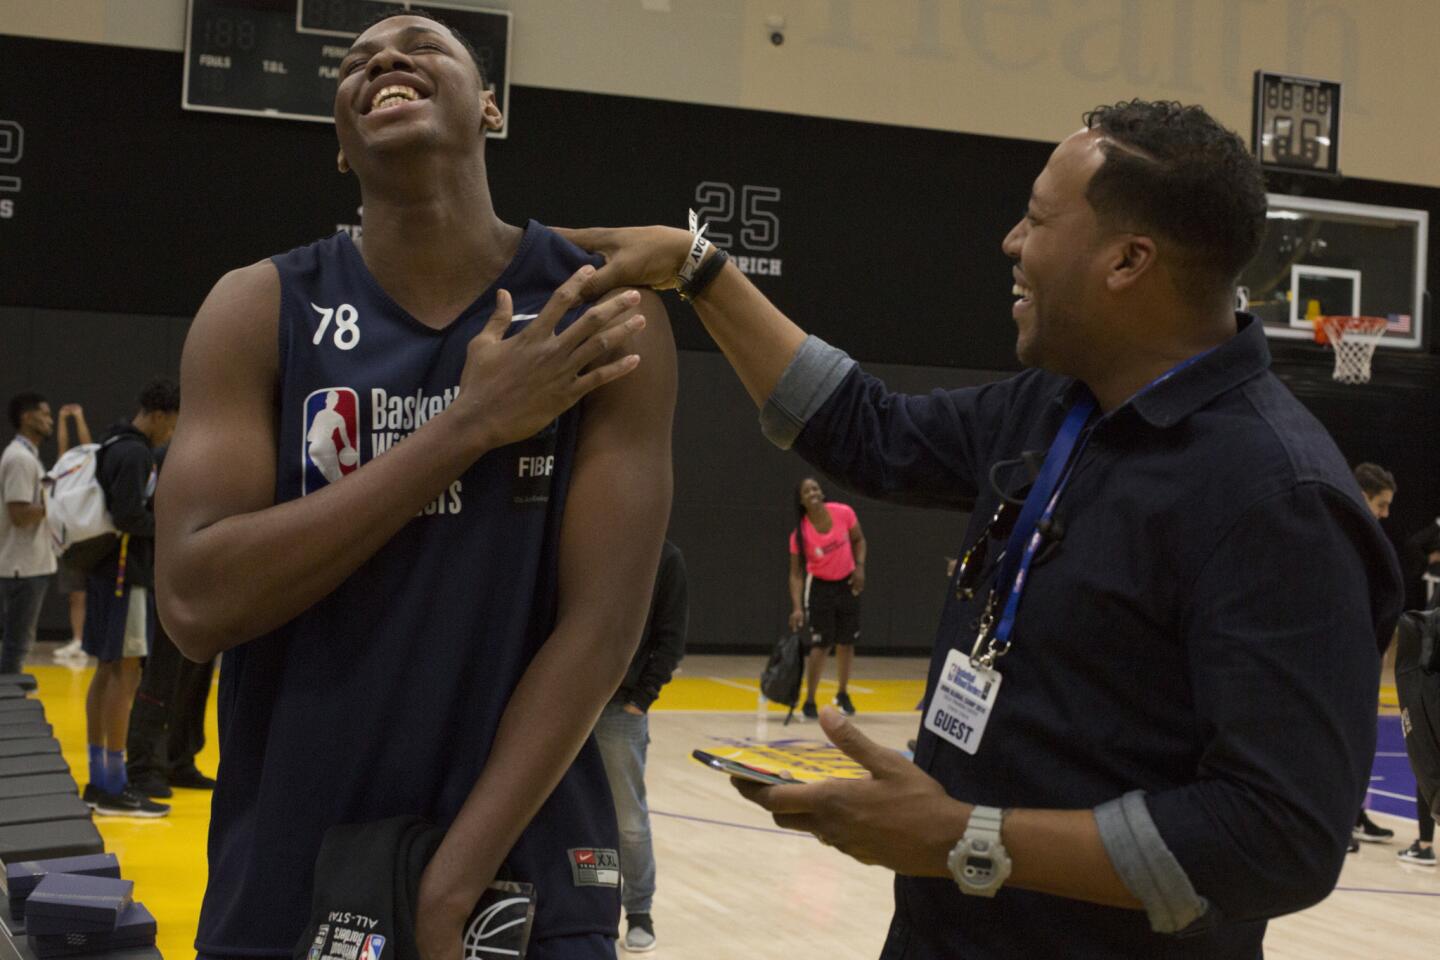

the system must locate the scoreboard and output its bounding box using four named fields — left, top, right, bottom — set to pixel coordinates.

left=1251, top=70, right=1341, bottom=176
left=183, top=0, right=511, bottom=136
